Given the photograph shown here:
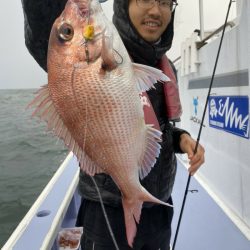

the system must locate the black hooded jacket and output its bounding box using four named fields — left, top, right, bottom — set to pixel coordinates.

left=21, top=0, right=68, bottom=71
left=21, top=0, right=187, bottom=207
